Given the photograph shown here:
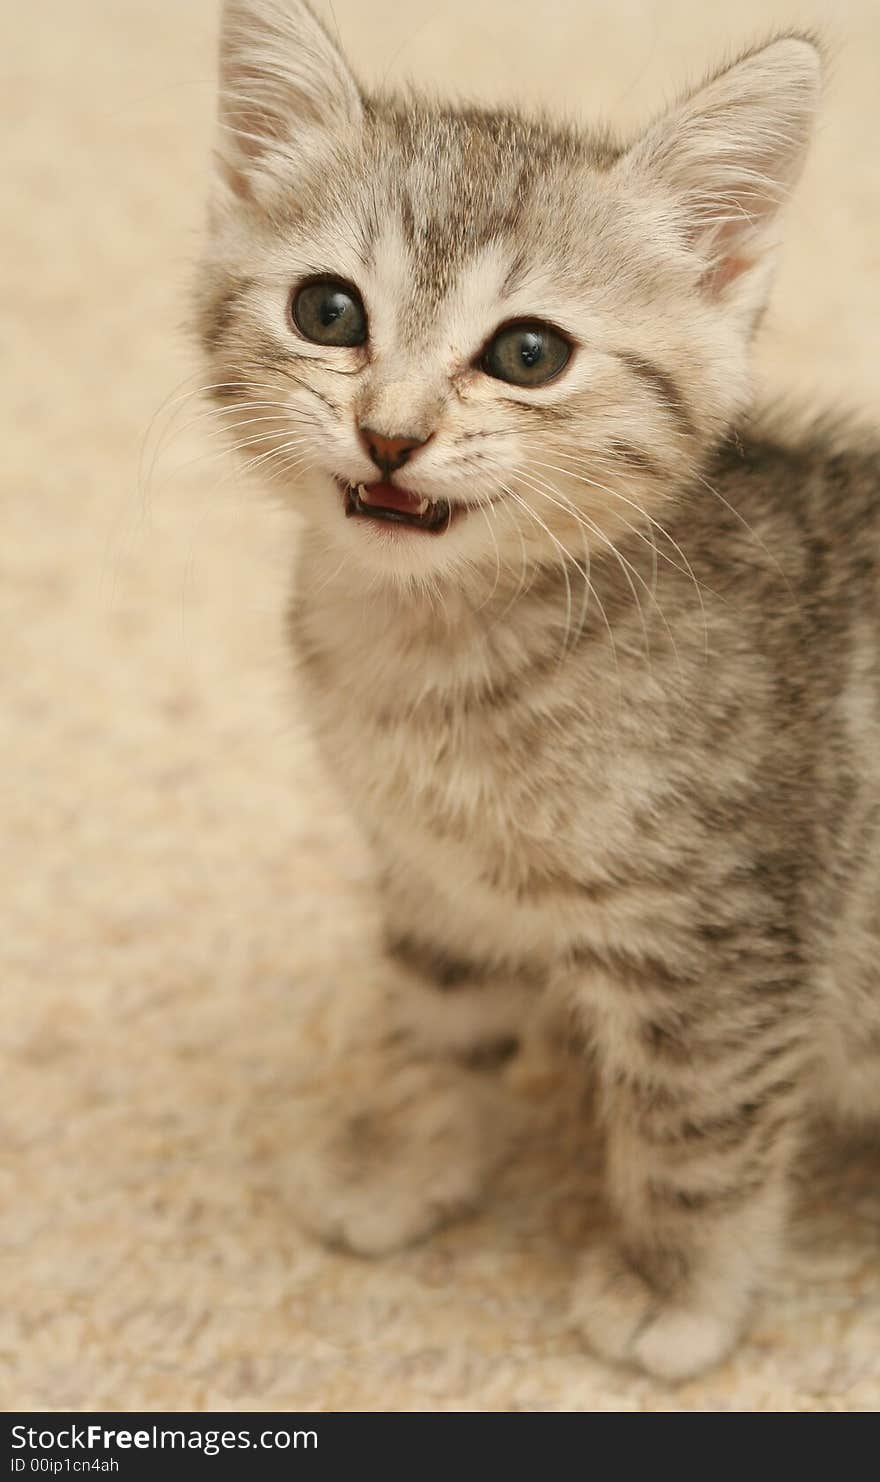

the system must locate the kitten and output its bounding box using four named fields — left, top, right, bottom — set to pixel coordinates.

left=196, top=0, right=880, bottom=1380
